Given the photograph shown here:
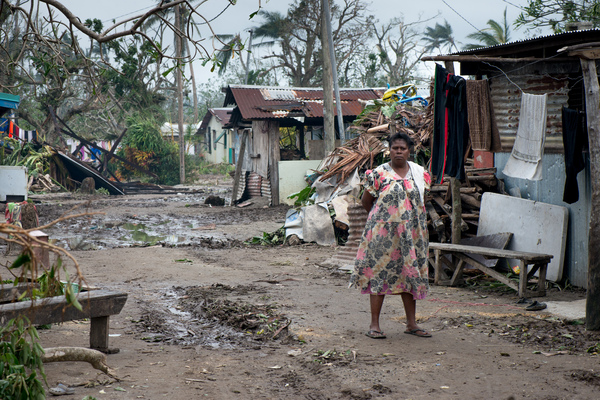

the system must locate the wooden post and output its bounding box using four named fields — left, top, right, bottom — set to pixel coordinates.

left=580, top=57, right=600, bottom=330
left=433, top=249, right=441, bottom=285
left=175, top=4, right=185, bottom=184
left=231, top=131, right=248, bottom=206
left=269, top=123, right=280, bottom=206
left=450, top=177, right=462, bottom=244
left=90, top=316, right=110, bottom=351
left=298, top=124, right=305, bottom=158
